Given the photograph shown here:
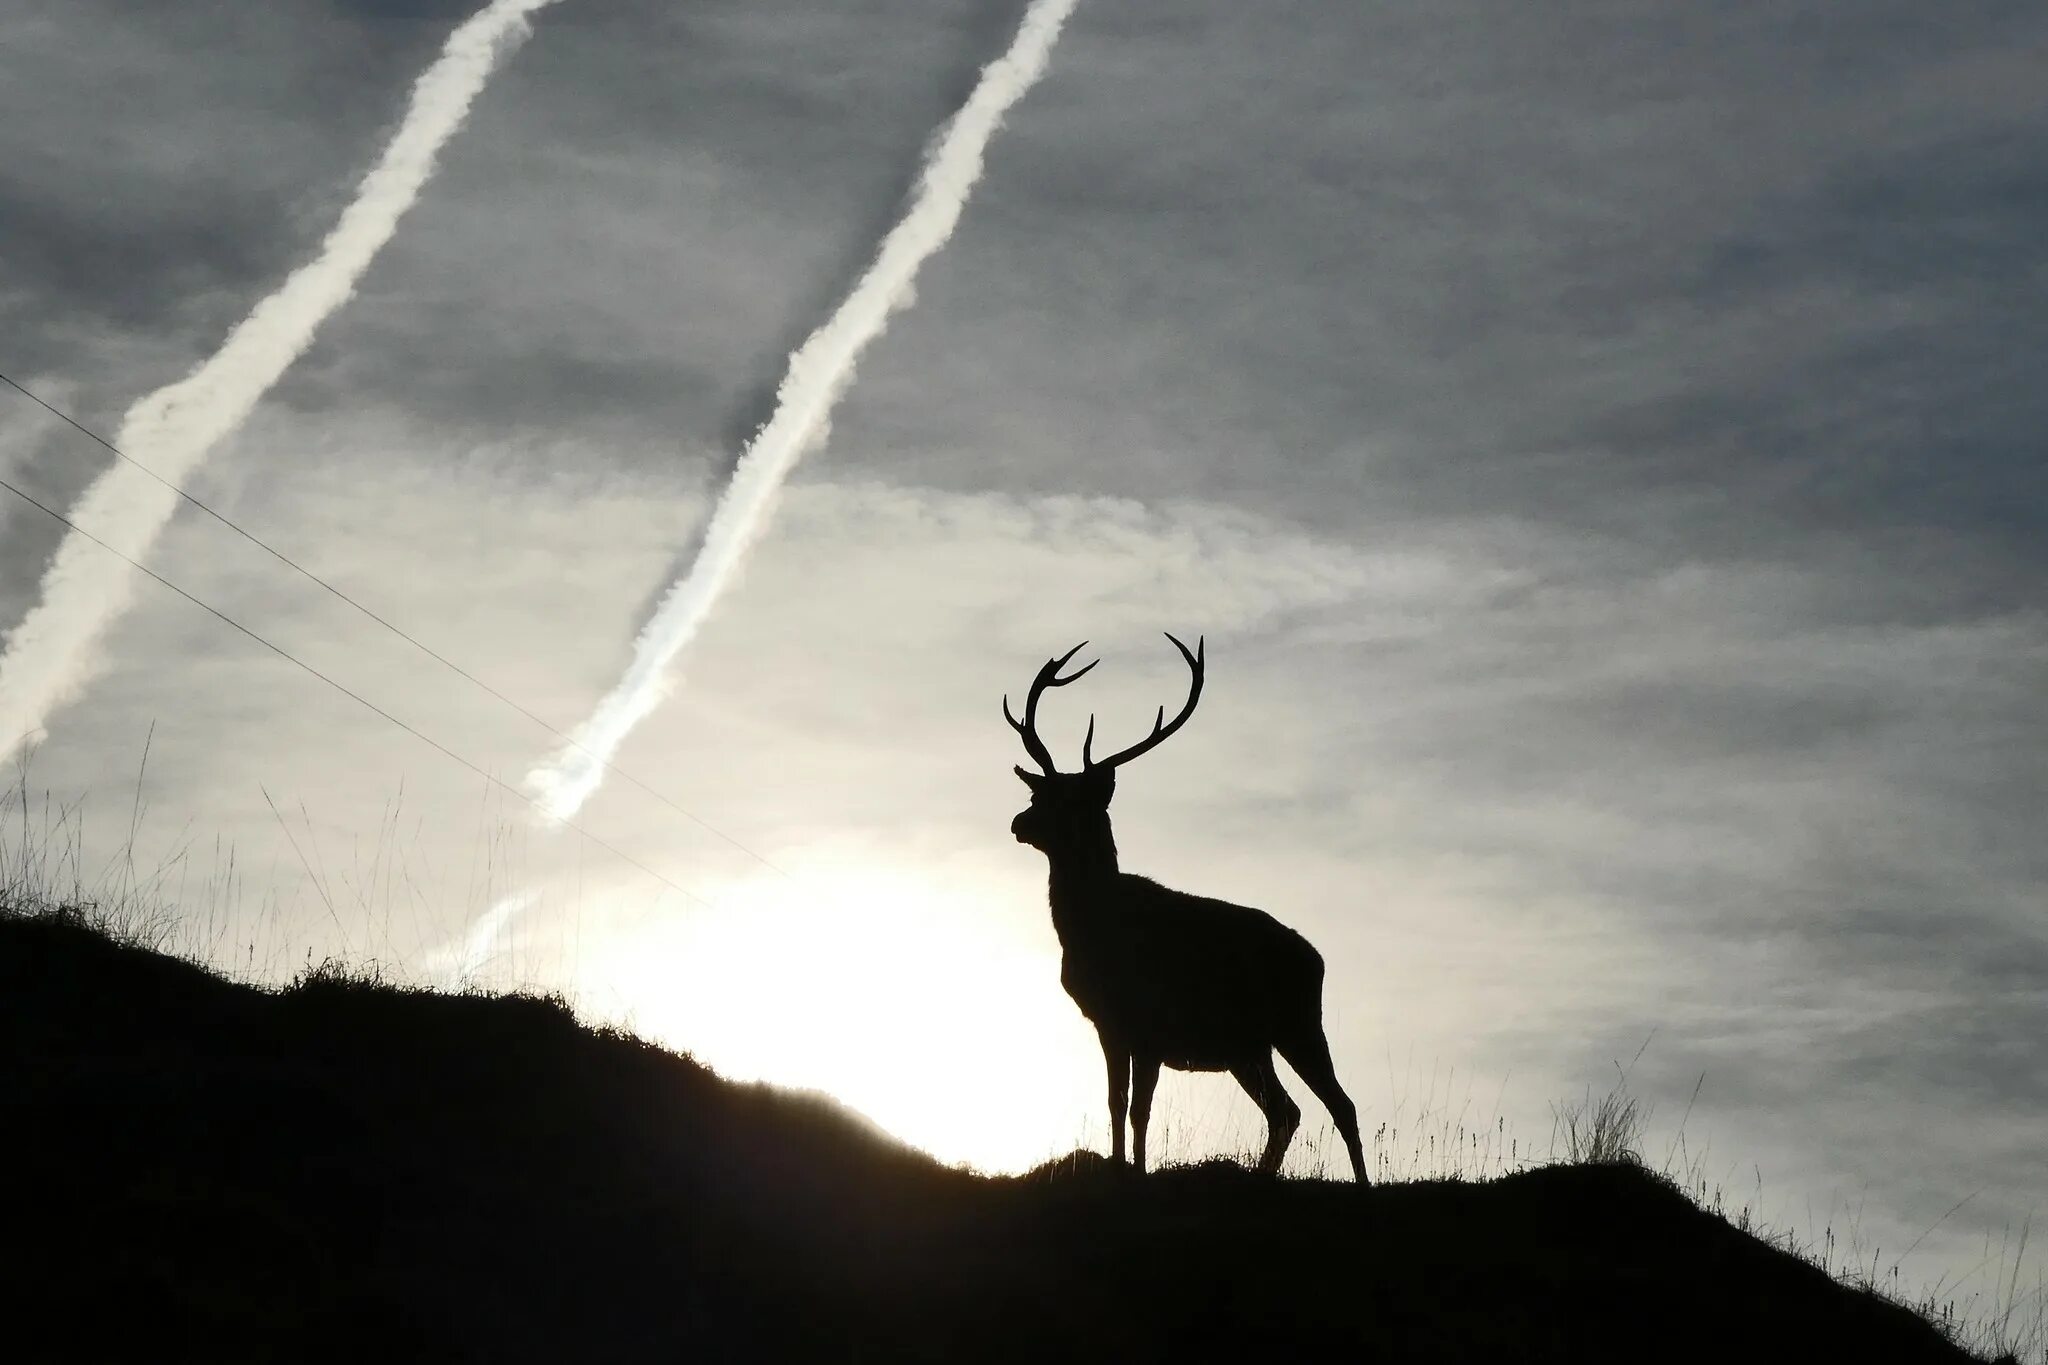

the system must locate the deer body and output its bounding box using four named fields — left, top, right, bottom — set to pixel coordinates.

left=1006, top=637, right=1369, bottom=1183
left=1048, top=867, right=1324, bottom=1074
